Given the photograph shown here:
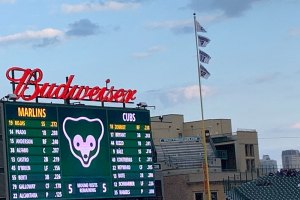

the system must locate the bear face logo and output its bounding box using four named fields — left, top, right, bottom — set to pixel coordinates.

left=62, top=117, right=104, bottom=168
